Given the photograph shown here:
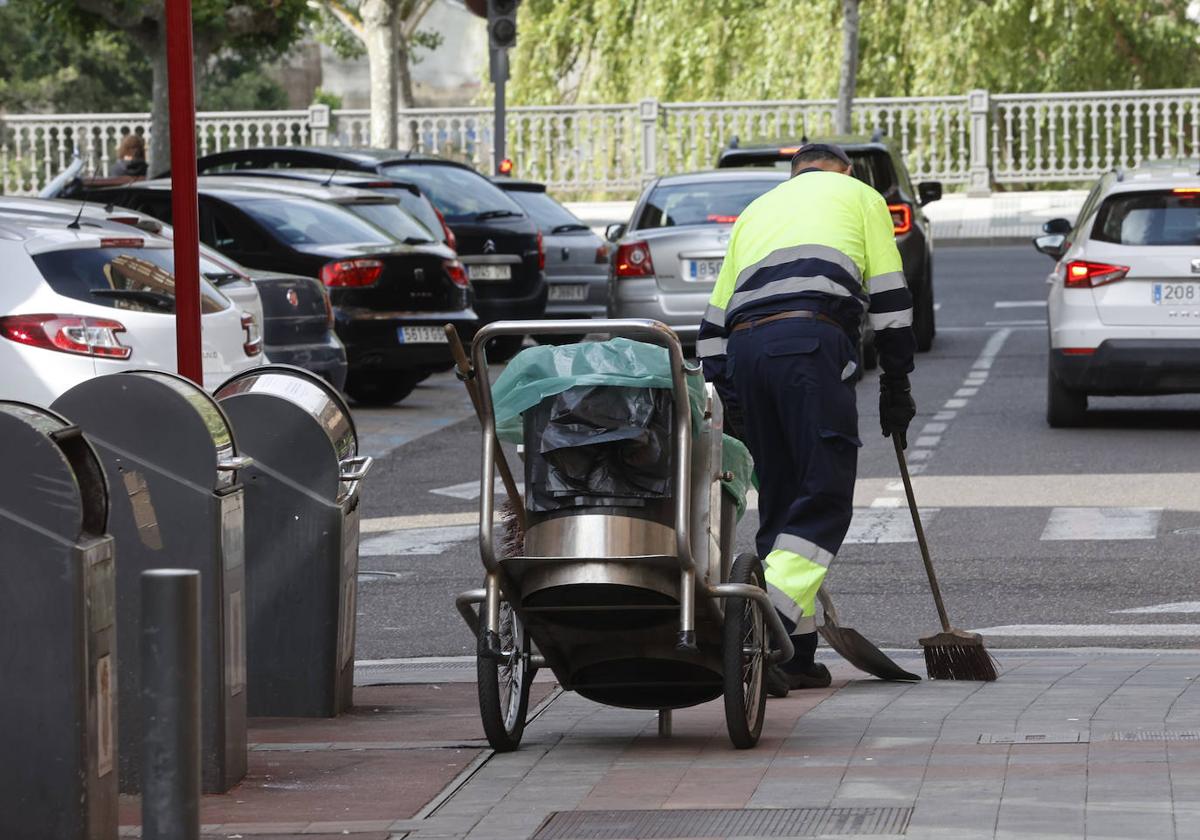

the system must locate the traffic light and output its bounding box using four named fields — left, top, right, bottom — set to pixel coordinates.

left=488, top=0, right=519, bottom=50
